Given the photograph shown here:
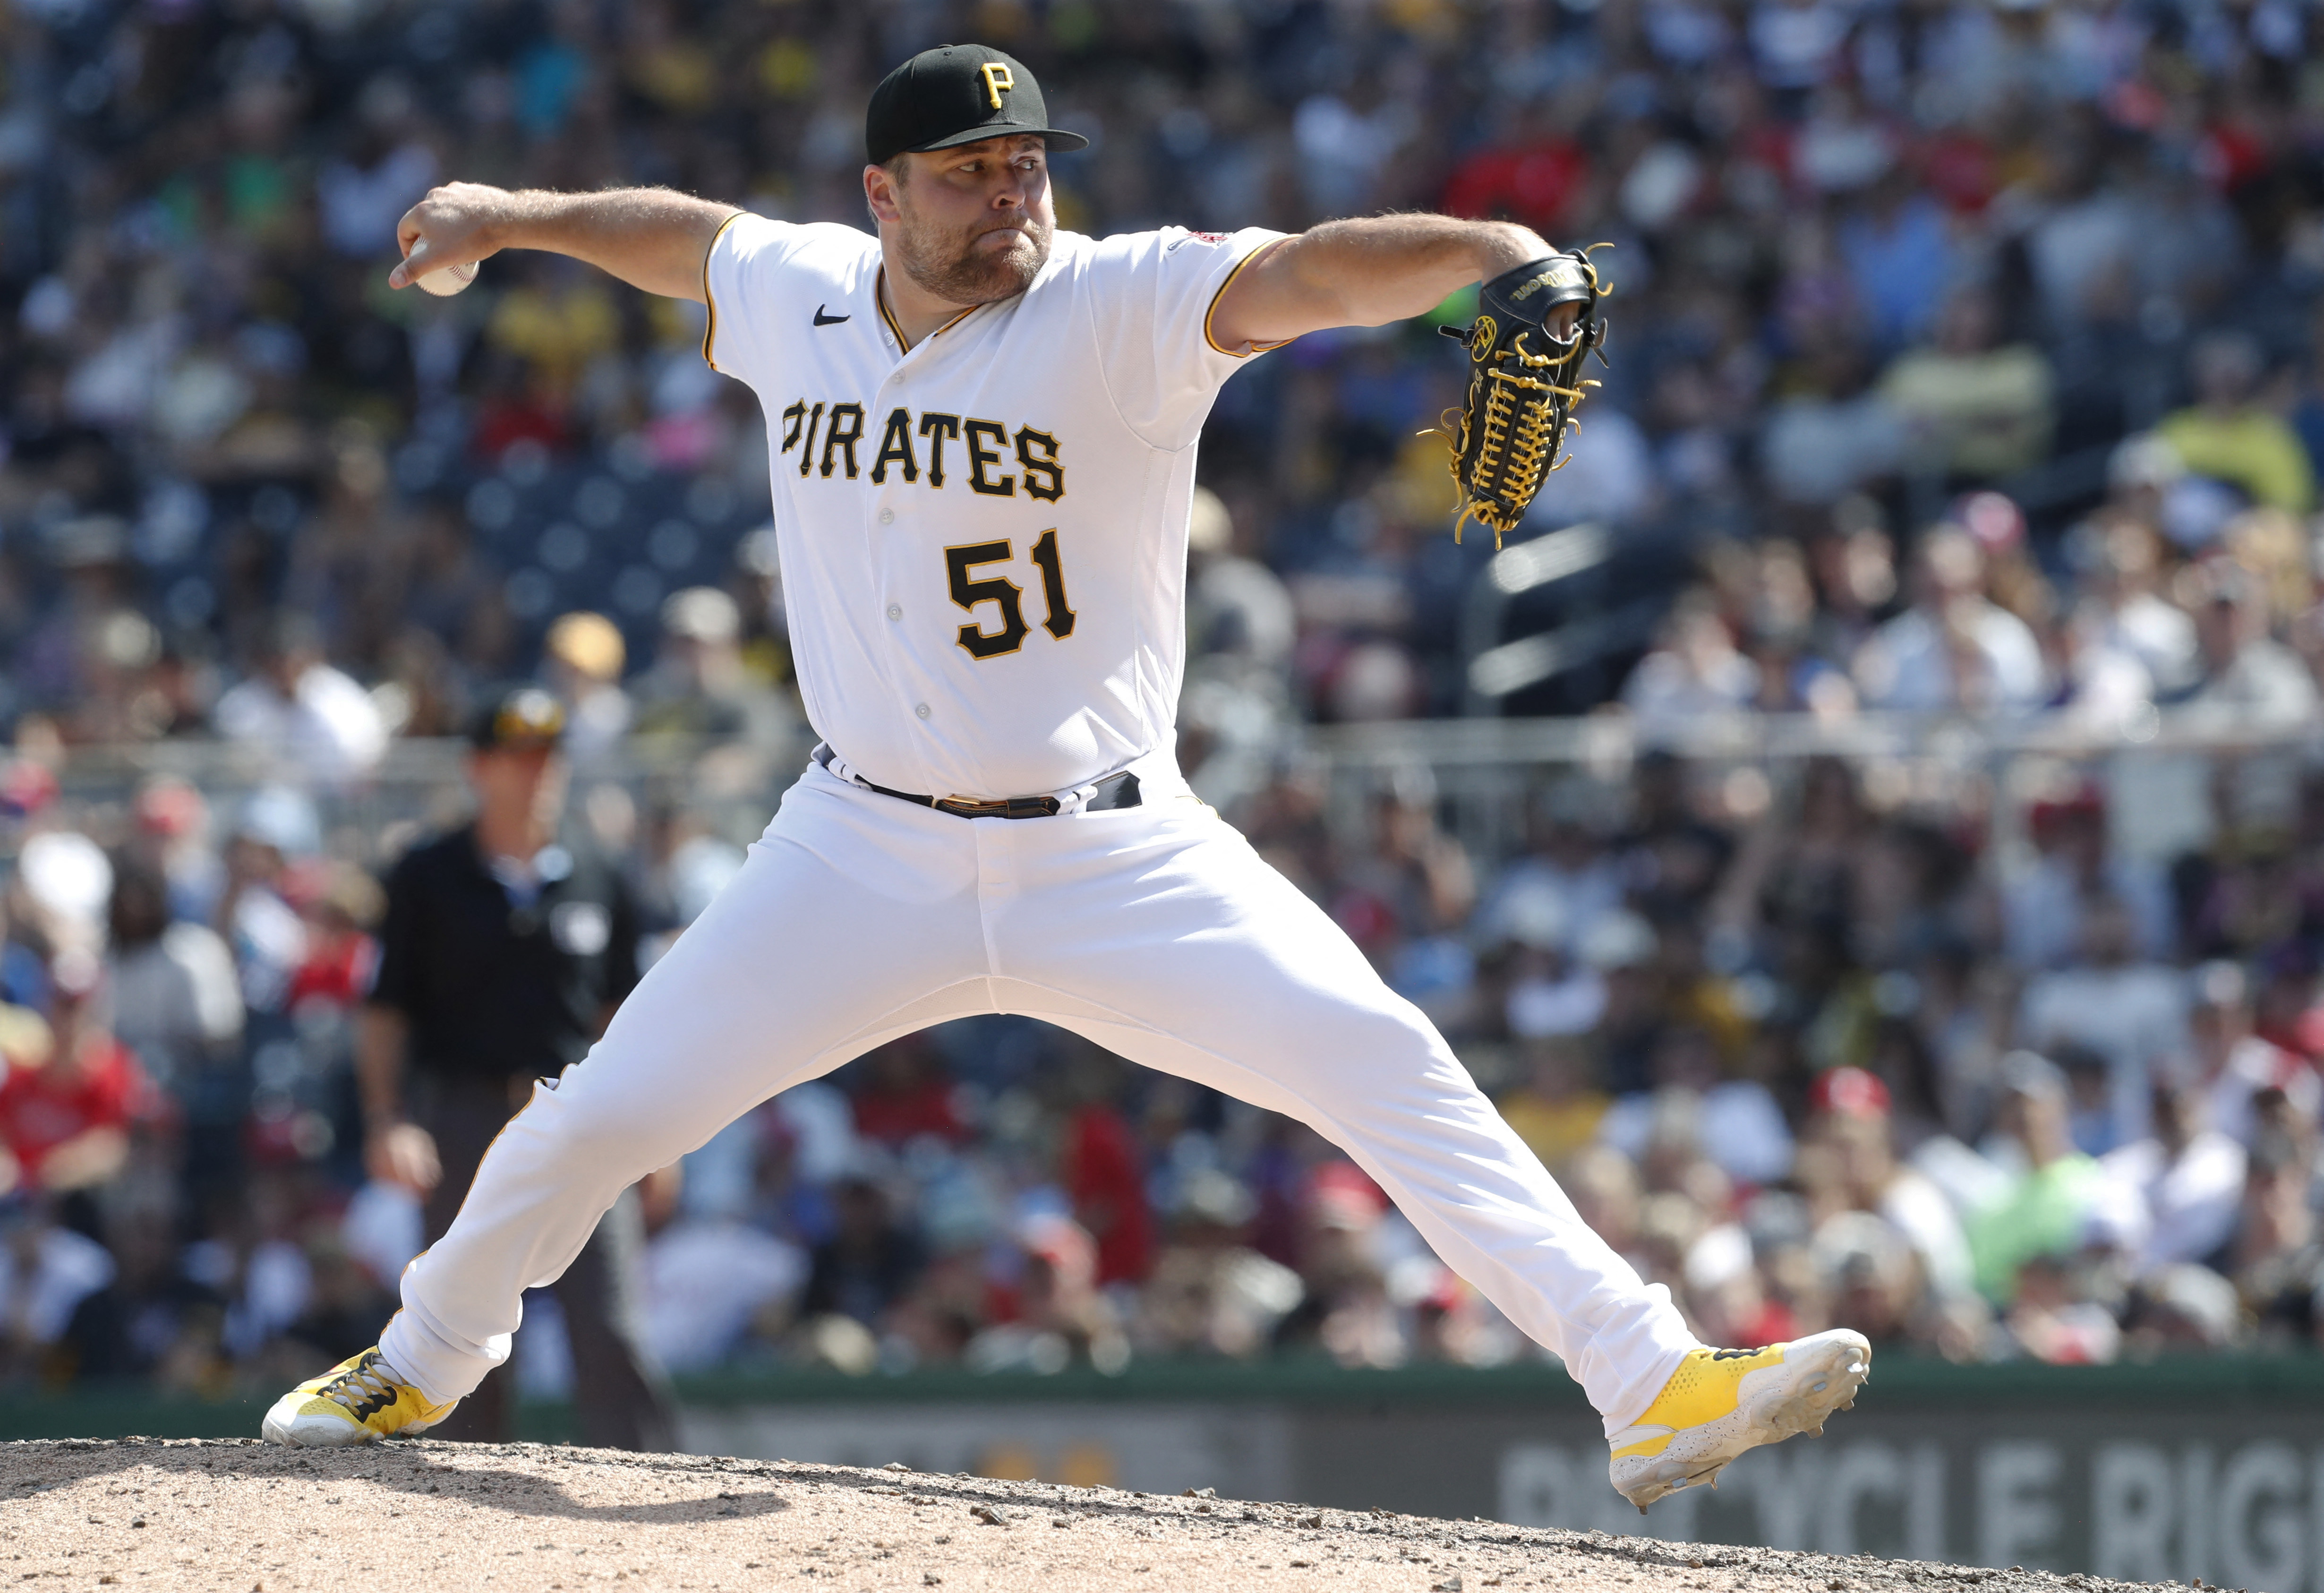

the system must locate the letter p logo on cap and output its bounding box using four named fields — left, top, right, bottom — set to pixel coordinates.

left=980, top=62, right=1014, bottom=109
